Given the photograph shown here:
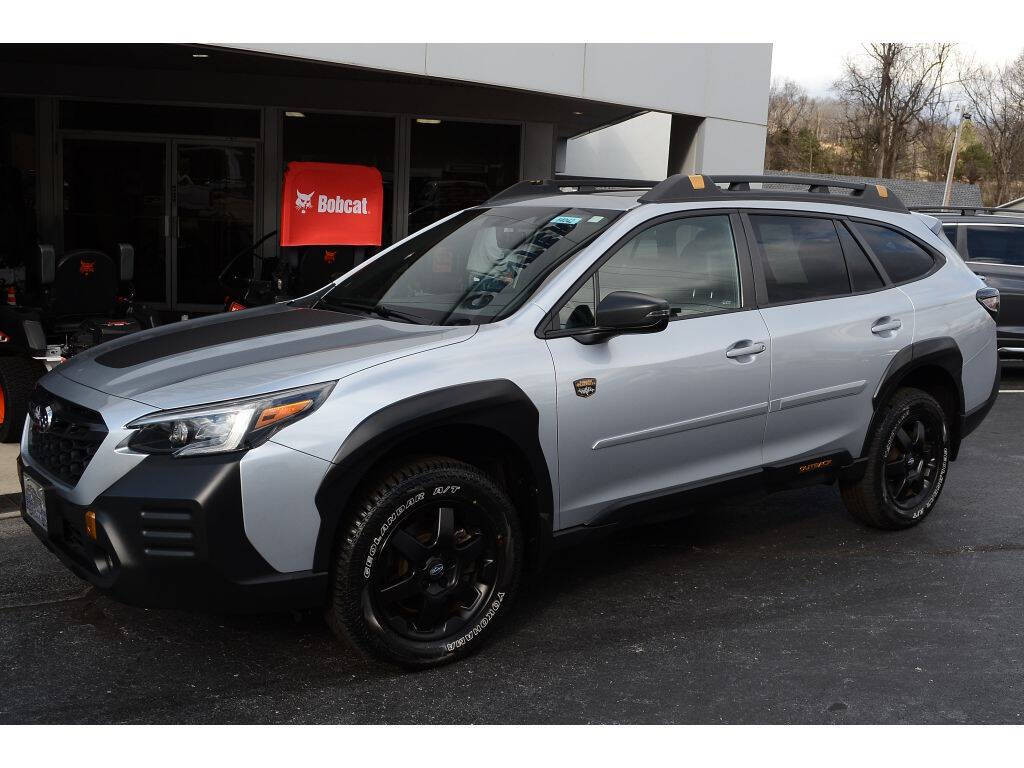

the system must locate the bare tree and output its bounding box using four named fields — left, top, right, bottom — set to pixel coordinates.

left=833, top=43, right=956, bottom=177
left=766, top=79, right=814, bottom=170
left=962, top=53, right=1024, bottom=204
